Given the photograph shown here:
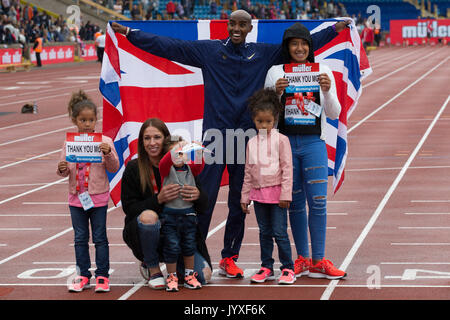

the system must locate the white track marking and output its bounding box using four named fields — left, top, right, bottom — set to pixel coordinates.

left=320, top=95, right=450, bottom=300
left=349, top=56, right=449, bottom=134
left=0, top=206, right=118, bottom=266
